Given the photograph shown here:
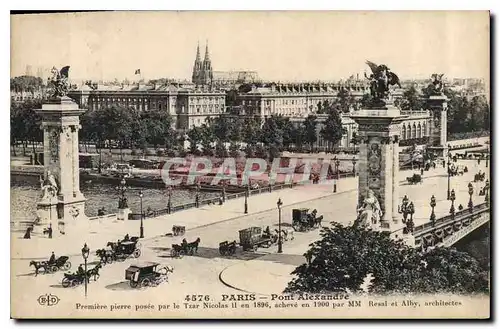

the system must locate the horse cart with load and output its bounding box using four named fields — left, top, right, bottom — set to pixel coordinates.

left=125, top=262, right=174, bottom=289
left=239, top=226, right=276, bottom=252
